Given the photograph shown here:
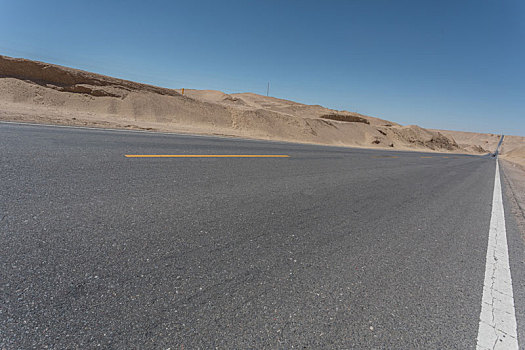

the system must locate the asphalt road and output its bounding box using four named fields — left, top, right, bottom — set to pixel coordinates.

left=1, top=122, right=523, bottom=349
left=494, top=135, right=504, bottom=156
